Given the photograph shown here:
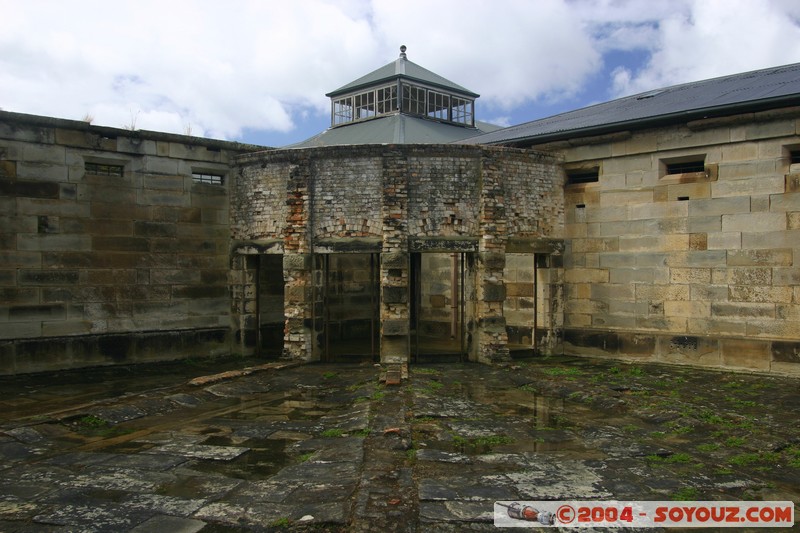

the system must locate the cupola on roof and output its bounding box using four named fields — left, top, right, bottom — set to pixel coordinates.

left=327, top=45, right=479, bottom=100
left=287, top=46, right=500, bottom=148
left=328, top=46, right=478, bottom=129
